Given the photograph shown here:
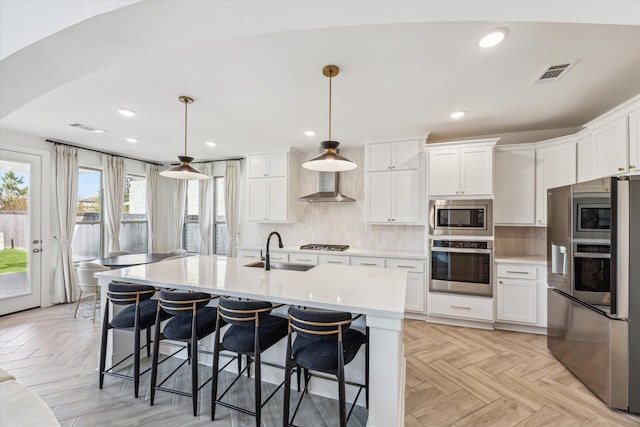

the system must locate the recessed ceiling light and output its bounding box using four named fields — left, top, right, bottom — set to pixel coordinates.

left=304, top=130, right=316, bottom=137
left=206, top=141, right=217, bottom=147
left=118, top=108, right=136, bottom=117
left=91, top=129, right=107, bottom=134
left=125, top=137, right=139, bottom=143
left=479, top=28, right=507, bottom=48
left=450, top=110, right=466, bottom=119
